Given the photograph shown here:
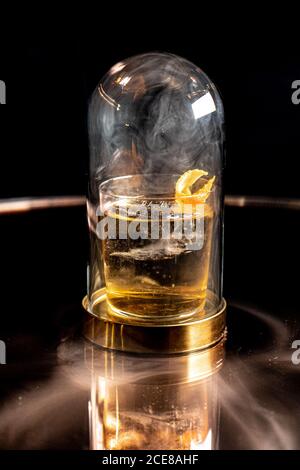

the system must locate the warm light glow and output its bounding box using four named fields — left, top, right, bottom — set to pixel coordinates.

left=98, top=377, right=106, bottom=401
left=119, top=76, right=131, bottom=87
left=105, top=414, right=117, bottom=429
left=98, top=83, right=120, bottom=110
left=108, top=437, right=117, bottom=449
left=109, top=62, right=126, bottom=75
left=191, top=429, right=212, bottom=450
